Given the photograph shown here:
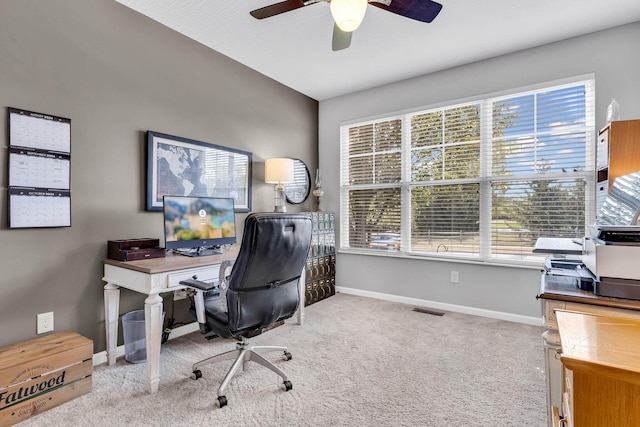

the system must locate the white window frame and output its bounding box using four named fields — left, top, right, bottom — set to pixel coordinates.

left=339, top=75, right=596, bottom=266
